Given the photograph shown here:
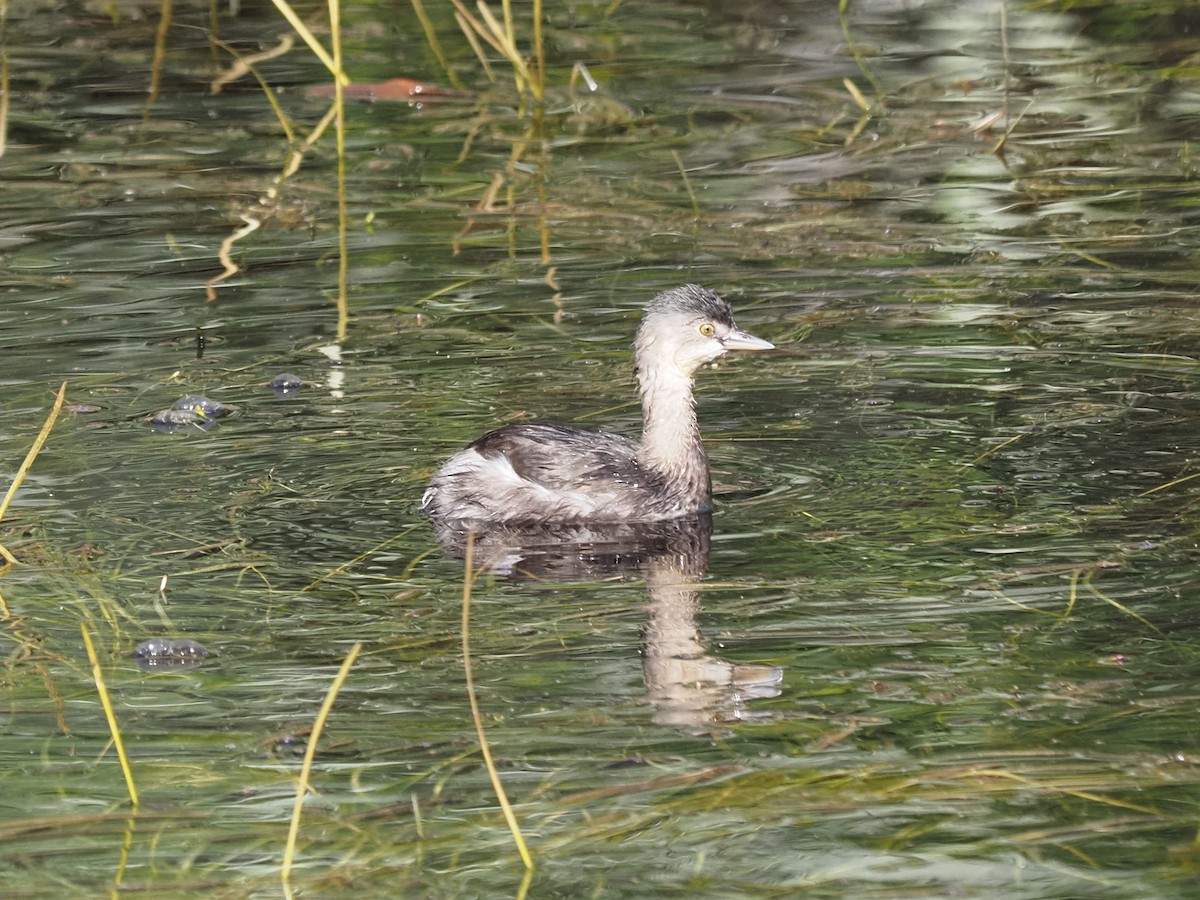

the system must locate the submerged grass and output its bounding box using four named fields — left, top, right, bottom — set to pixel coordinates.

left=4, top=2, right=1200, bottom=895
